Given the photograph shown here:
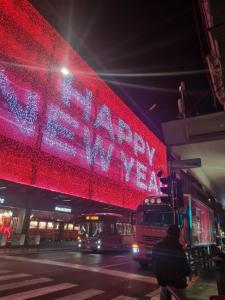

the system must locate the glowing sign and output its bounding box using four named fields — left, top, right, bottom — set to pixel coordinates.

left=86, top=216, right=99, bottom=221
left=55, top=206, right=72, bottom=213
left=0, top=0, right=167, bottom=210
